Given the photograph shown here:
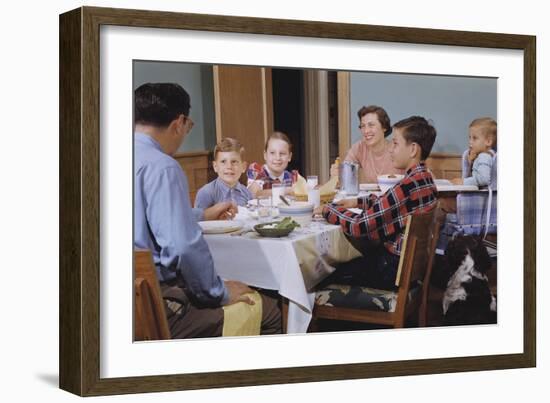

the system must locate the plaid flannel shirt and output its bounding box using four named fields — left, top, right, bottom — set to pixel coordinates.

left=246, top=162, right=298, bottom=190
left=322, top=162, right=437, bottom=256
